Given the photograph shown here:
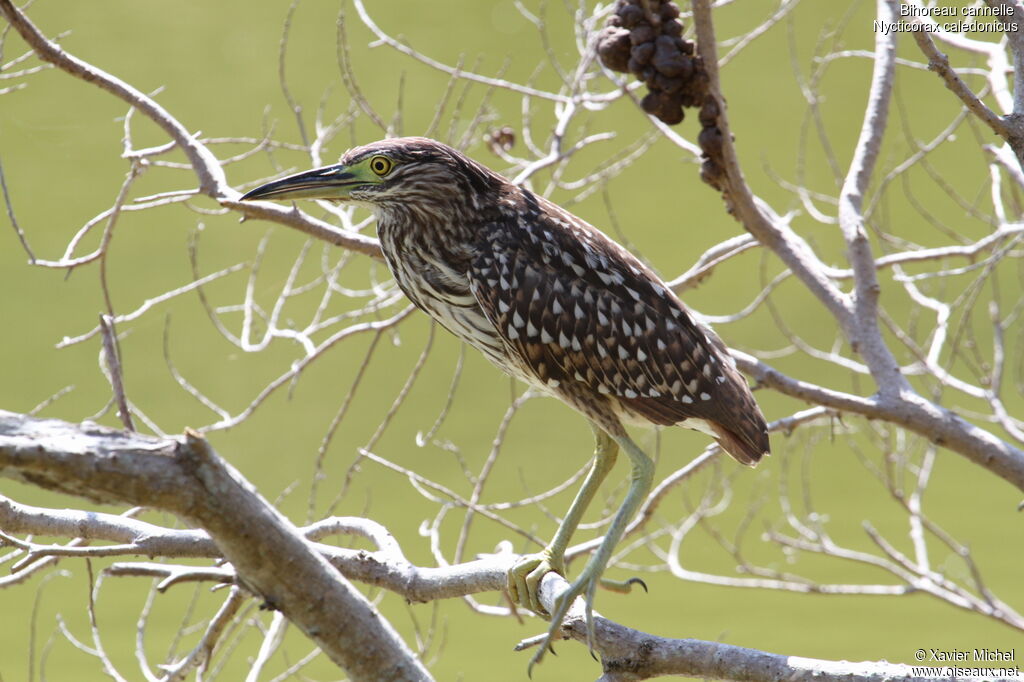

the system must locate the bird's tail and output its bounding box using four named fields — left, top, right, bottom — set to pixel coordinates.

left=710, top=420, right=769, bottom=466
